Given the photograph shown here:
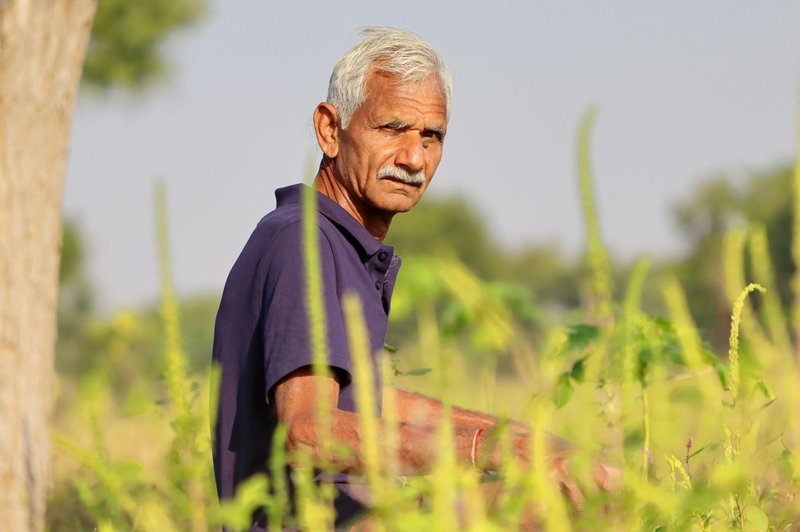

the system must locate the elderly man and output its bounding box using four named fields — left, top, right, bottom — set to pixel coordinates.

left=212, top=27, right=601, bottom=530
